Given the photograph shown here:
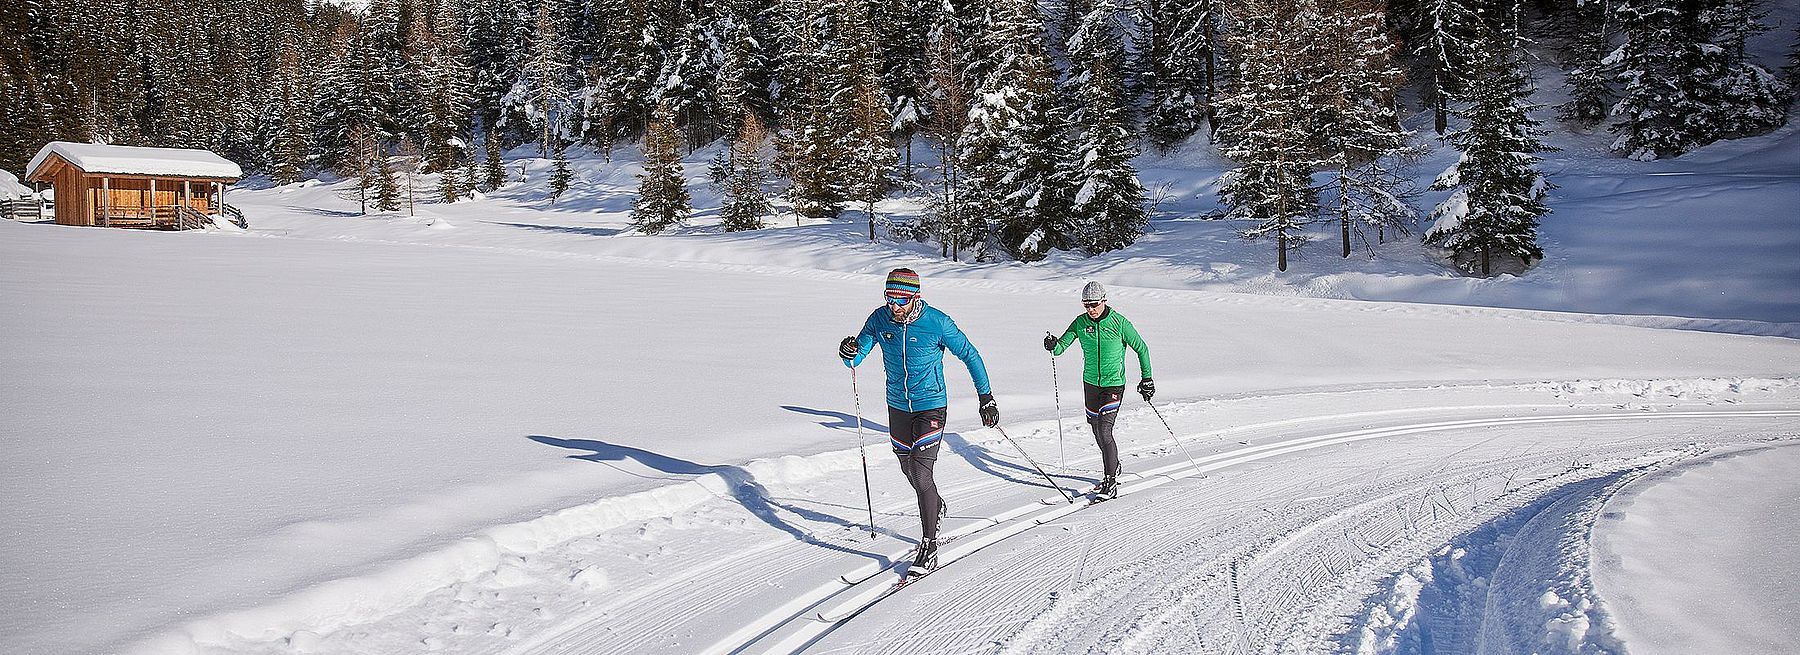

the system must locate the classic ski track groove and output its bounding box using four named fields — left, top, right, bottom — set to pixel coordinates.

left=485, top=400, right=1799, bottom=655
left=718, top=407, right=1797, bottom=655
